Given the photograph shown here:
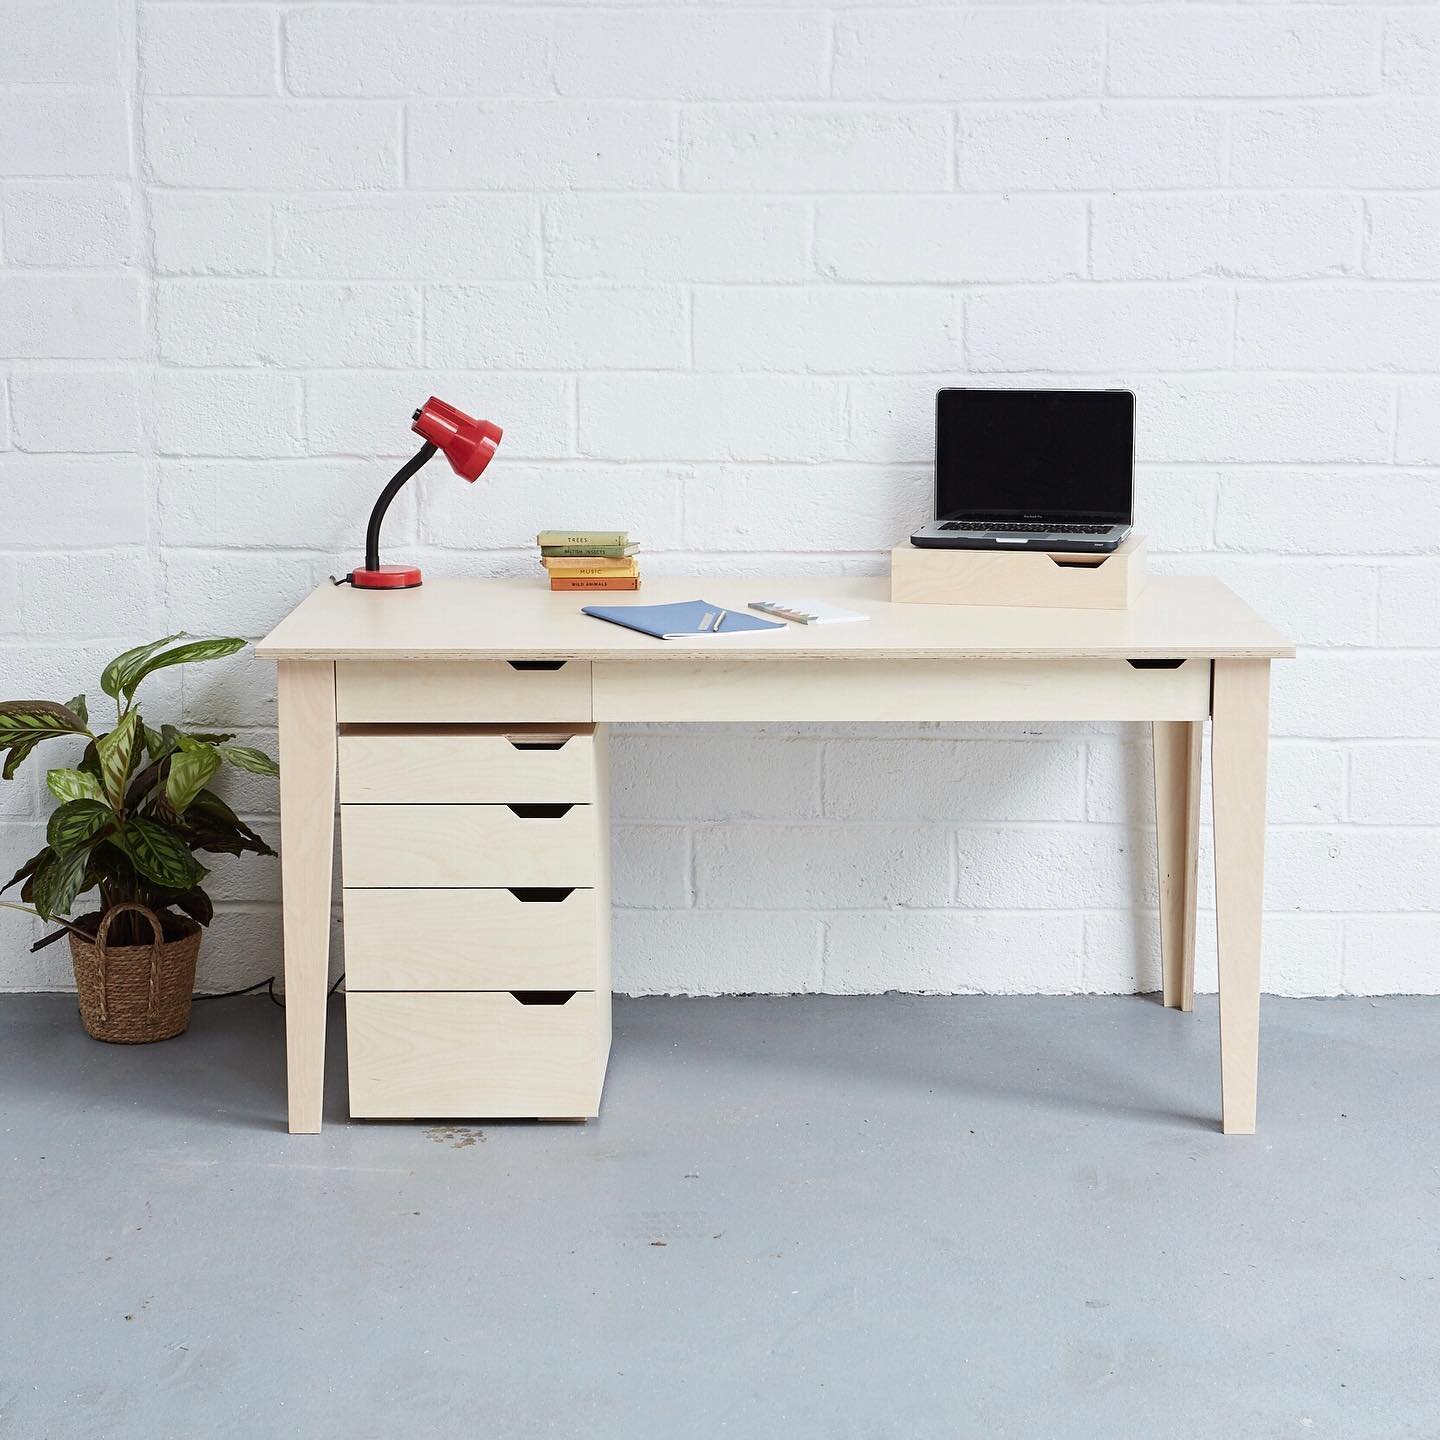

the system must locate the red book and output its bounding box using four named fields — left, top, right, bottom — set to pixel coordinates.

left=550, top=576, right=640, bottom=591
